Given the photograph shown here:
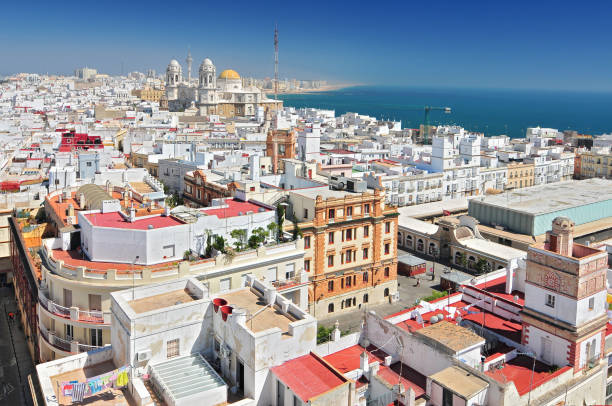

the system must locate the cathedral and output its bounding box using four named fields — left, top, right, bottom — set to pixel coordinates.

left=165, top=55, right=282, bottom=117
